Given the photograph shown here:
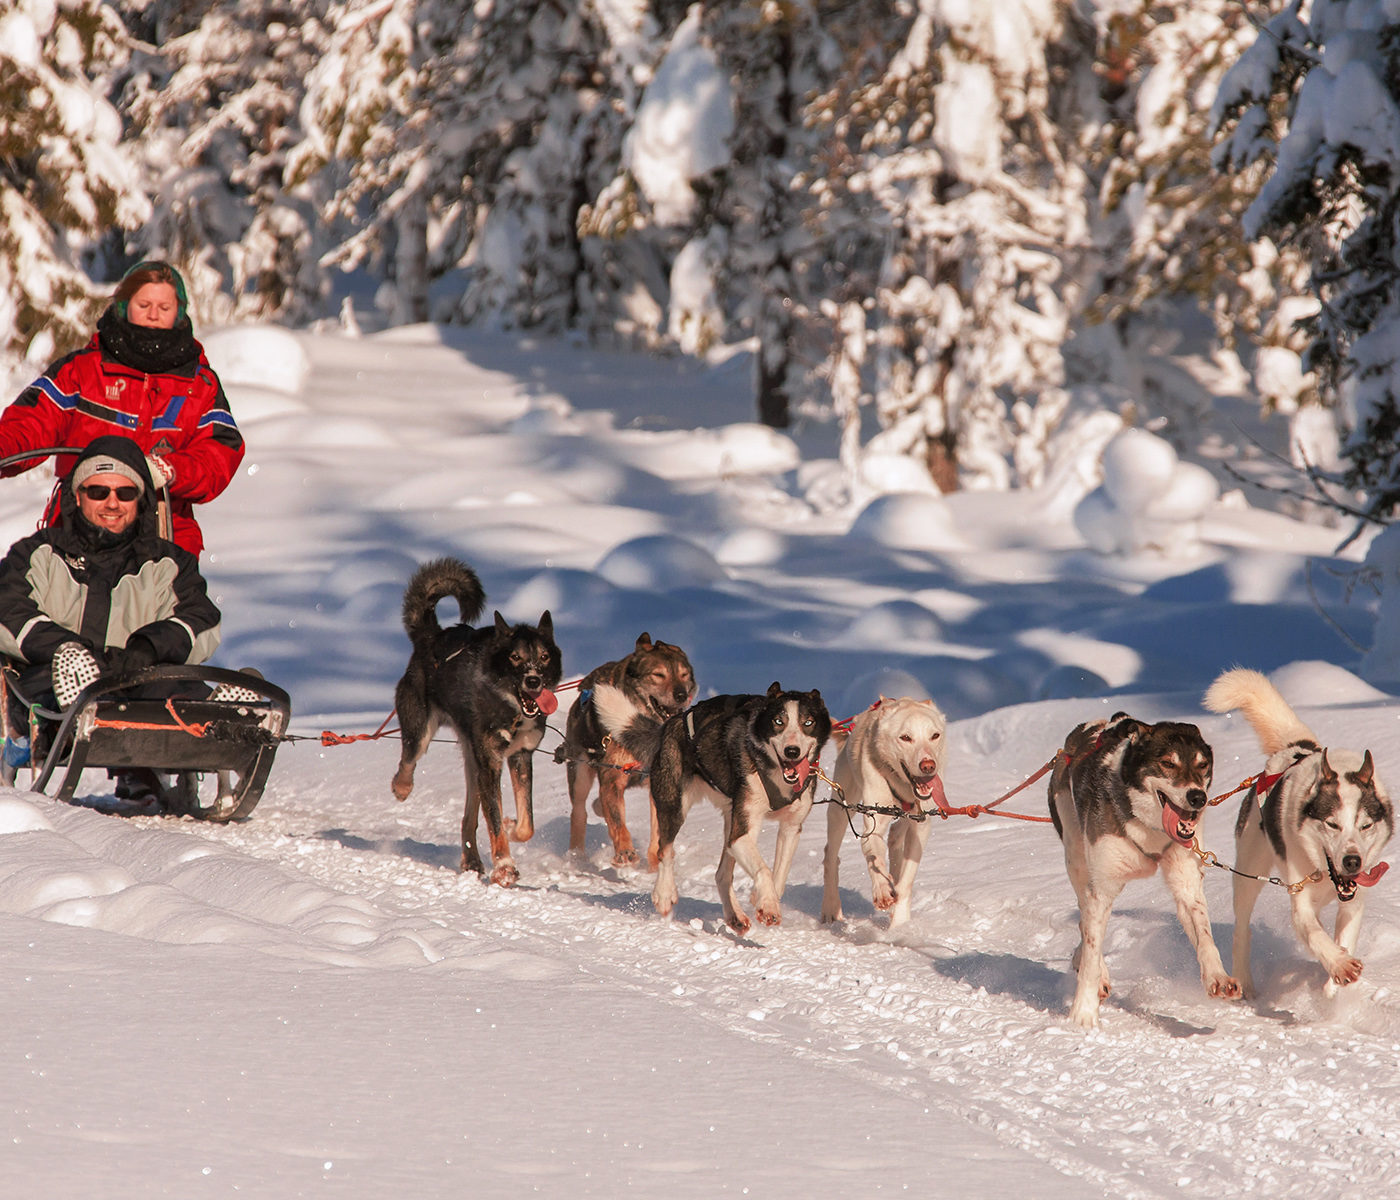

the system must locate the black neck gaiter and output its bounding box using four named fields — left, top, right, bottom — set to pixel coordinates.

left=96, top=306, right=199, bottom=375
